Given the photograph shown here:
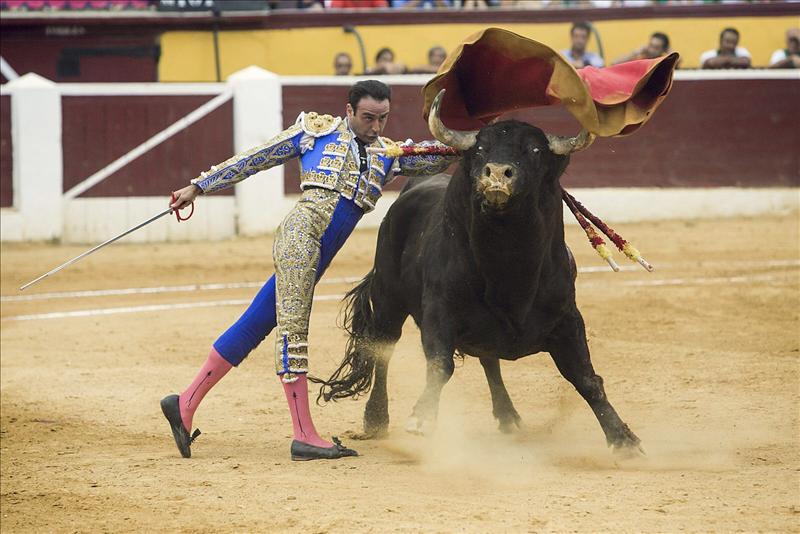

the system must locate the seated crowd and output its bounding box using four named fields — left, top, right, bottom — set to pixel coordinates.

left=1, top=0, right=149, bottom=8
left=2, top=0, right=795, bottom=71
left=339, top=23, right=798, bottom=75
left=0, top=0, right=787, bottom=10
